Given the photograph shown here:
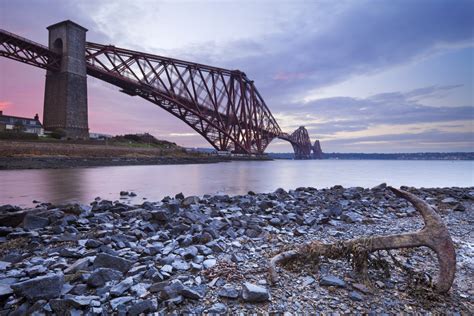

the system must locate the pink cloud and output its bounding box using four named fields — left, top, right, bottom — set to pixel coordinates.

left=0, top=101, right=11, bottom=110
